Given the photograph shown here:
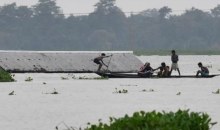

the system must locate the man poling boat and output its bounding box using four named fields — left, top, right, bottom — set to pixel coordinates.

left=93, top=53, right=112, bottom=72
